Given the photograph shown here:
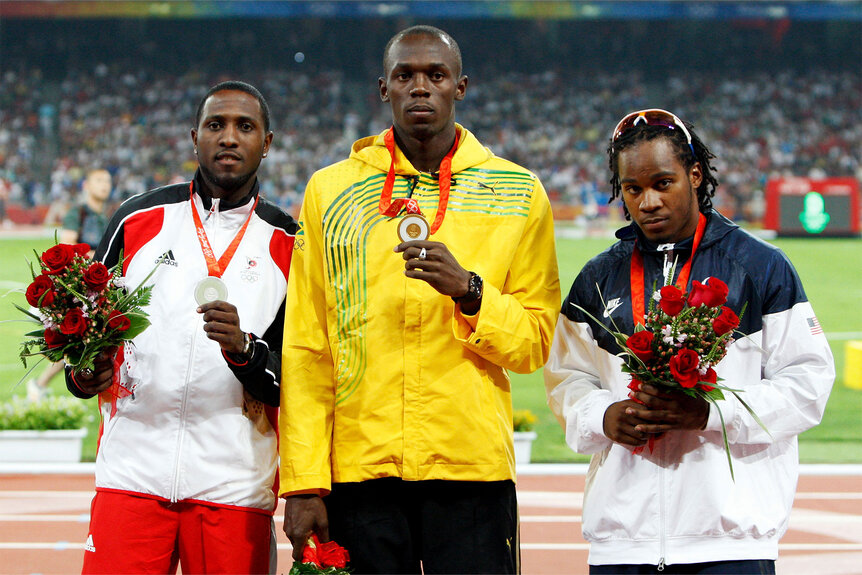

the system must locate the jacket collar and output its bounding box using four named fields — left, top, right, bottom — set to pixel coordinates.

left=193, top=169, right=259, bottom=212
left=615, top=209, right=738, bottom=254
left=348, top=123, right=493, bottom=176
